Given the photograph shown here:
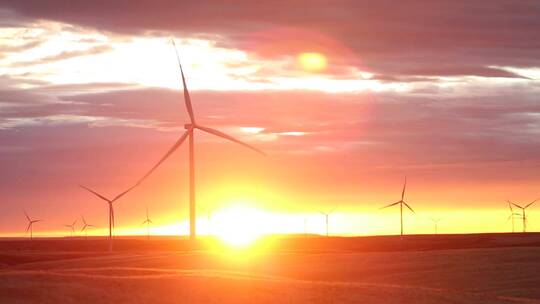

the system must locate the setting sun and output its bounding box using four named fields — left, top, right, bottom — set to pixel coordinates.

left=212, top=206, right=267, bottom=247
left=298, top=52, right=327, bottom=72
